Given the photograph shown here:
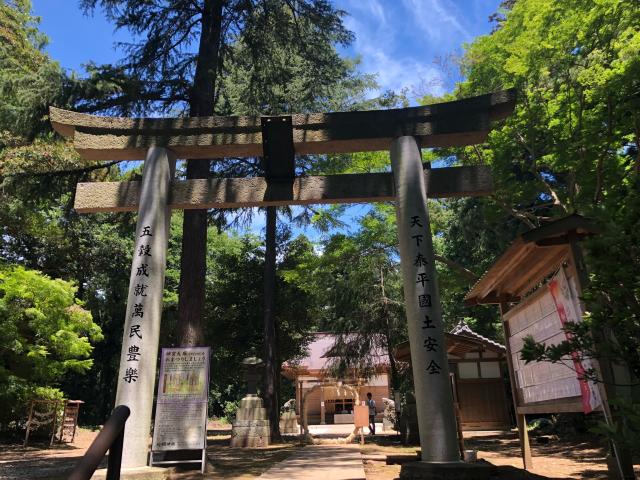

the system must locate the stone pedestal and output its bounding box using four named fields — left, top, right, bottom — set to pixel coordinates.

left=230, top=395, right=270, bottom=447
left=399, top=461, right=495, bottom=480
left=279, top=410, right=299, bottom=434
left=382, top=418, right=394, bottom=432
